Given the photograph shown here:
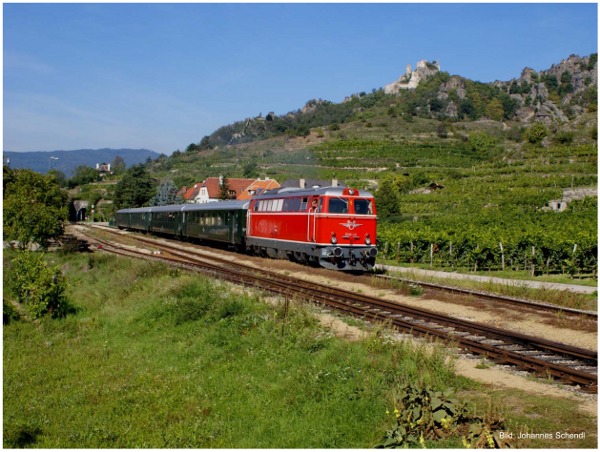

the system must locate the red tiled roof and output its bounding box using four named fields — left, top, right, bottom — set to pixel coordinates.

left=182, top=184, right=201, bottom=201
left=237, top=179, right=280, bottom=200
left=181, top=177, right=281, bottom=202
left=201, top=177, right=257, bottom=199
